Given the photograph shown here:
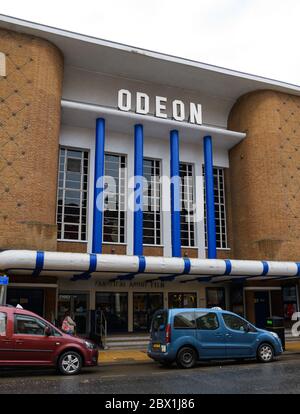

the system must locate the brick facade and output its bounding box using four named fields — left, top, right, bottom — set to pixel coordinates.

left=228, top=90, right=300, bottom=261
left=0, top=29, right=63, bottom=251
